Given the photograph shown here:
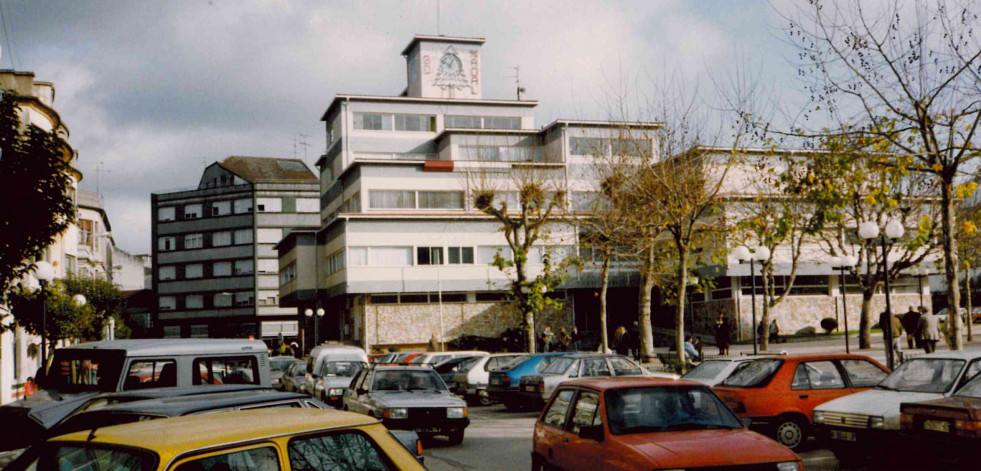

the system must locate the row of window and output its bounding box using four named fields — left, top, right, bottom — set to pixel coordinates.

left=458, top=146, right=545, bottom=162
left=569, top=137, right=653, bottom=157
left=311, top=245, right=569, bottom=269
left=157, top=197, right=318, bottom=222
left=158, top=228, right=291, bottom=252
left=445, top=115, right=521, bottom=130
left=368, top=190, right=464, bottom=210
left=280, top=263, right=298, bottom=286
left=158, top=258, right=279, bottom=281
left=351, top=113, right=522, bottom=132
left=159, top=291, right=256, bottom=311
